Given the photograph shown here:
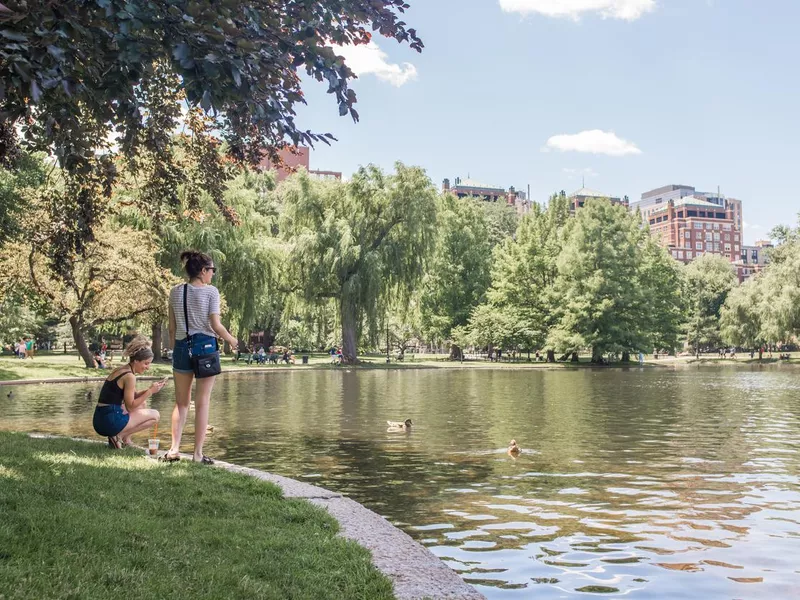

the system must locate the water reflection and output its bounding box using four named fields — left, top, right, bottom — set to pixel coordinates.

left=2, top=366, right=800, bottom=598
